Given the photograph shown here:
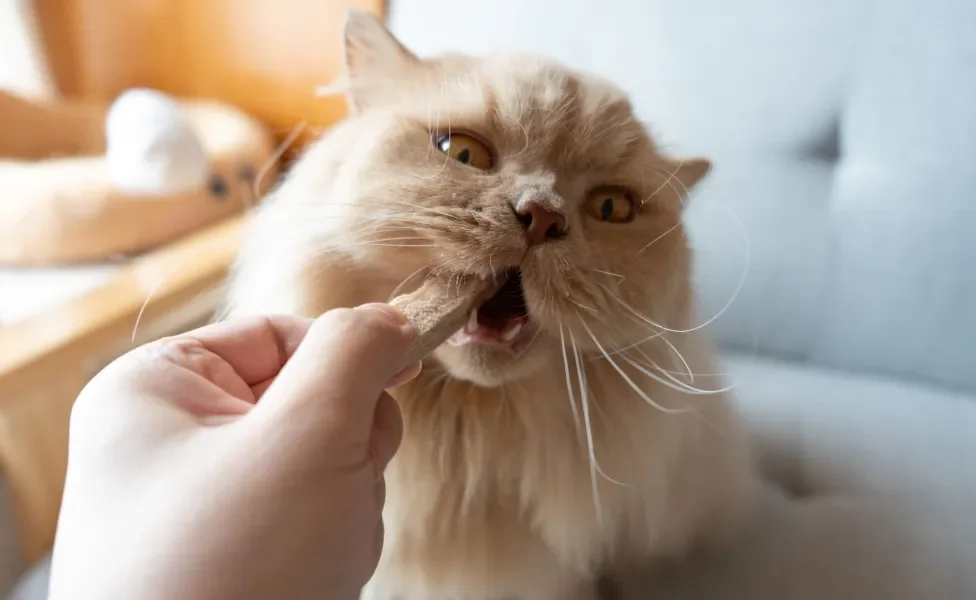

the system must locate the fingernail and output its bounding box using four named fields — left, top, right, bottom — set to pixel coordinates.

left=386, top=361, right=422, bottom=389
left=356, top=303, right=407, bottom=326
